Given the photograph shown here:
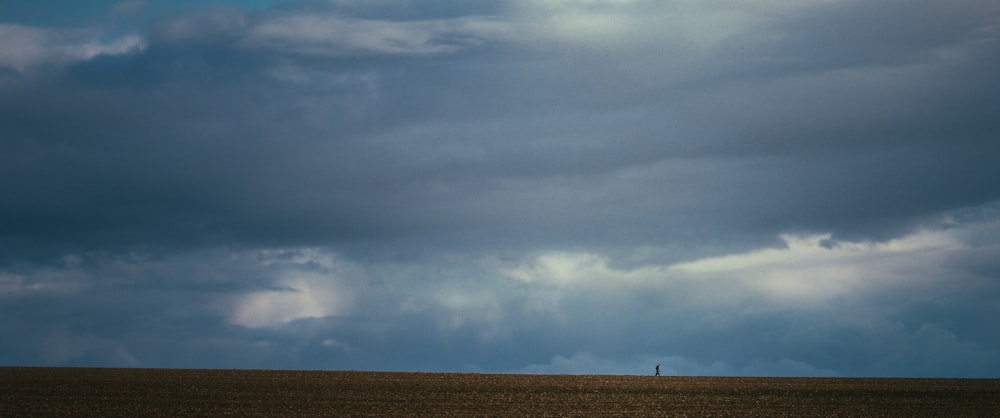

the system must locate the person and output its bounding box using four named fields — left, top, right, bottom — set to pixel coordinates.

left=655, top=363, right=661, bottom=376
